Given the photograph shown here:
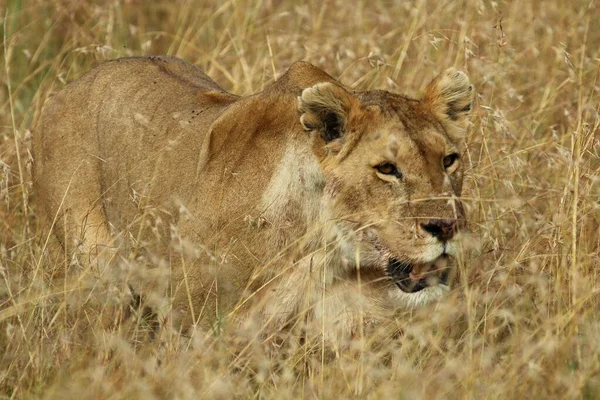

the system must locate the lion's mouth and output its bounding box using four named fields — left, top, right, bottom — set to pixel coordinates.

left=387, top=255, right=451, bottom=293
